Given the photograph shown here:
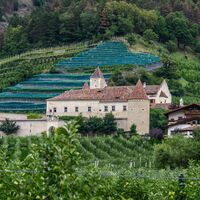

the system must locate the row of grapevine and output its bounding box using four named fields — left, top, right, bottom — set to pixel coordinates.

left=79, top=136, right=155, bottom=168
